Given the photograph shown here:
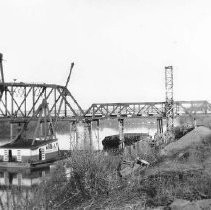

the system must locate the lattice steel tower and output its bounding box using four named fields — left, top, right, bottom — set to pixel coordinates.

left=165, top=66, right=174, bottom=131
